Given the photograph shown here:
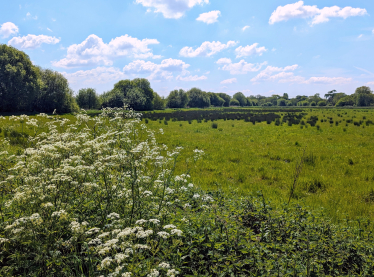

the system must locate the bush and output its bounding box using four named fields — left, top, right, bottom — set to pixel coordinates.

left=211, top=122, right=218, bottom=129
left=229, top=98, right=240, bottom=106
